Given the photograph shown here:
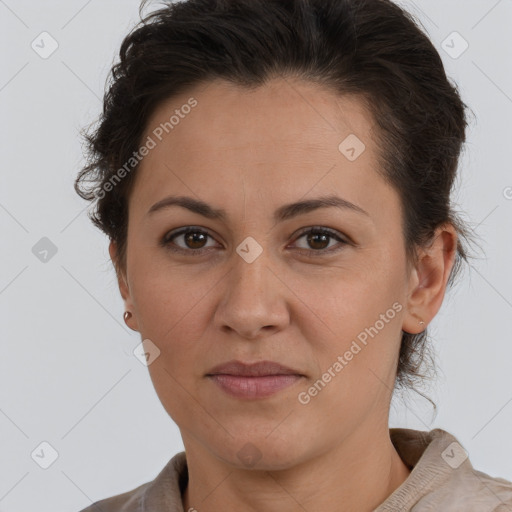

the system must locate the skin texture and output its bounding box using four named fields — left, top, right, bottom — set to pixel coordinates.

left=109, top=77, right=457, bottom=512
